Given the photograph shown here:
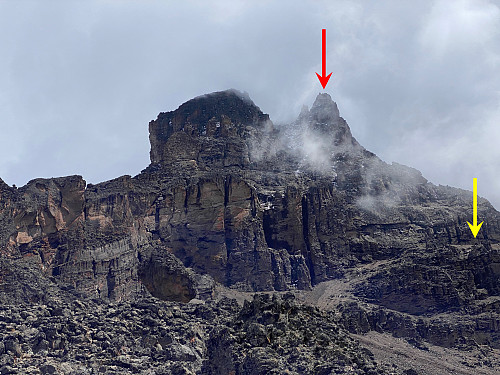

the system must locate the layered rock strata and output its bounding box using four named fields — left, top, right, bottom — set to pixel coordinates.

left=0, top=89, right=499, bottom=364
